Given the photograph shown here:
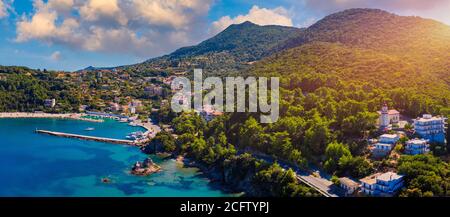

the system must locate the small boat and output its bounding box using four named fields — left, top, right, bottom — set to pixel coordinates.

left=84, top=127, right=95, bottom=131
left=126, top=131, right=145, bottom=140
